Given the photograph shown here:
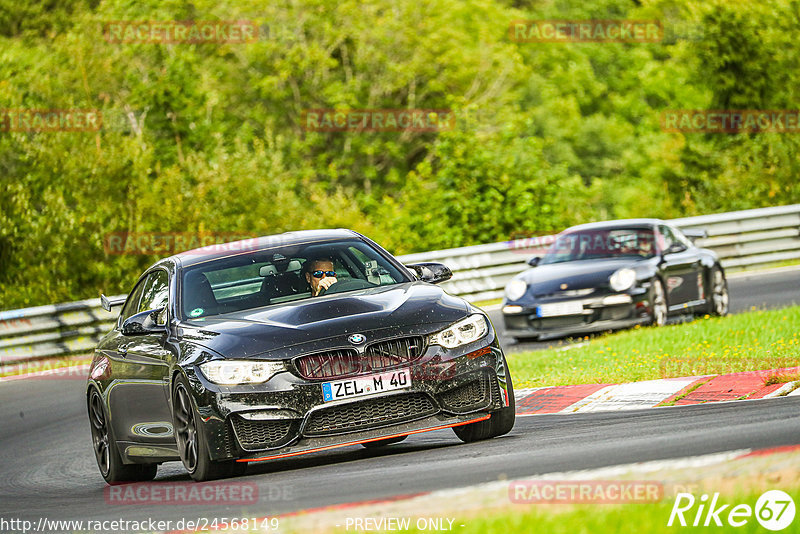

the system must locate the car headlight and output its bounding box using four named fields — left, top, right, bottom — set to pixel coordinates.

left=430, top=314, right=489, bottom=349
left=505, top=279, right=528, bottom=301
left=609, top=268, right=636, bottom=292
left=199, top=360, right=285, bottom=385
